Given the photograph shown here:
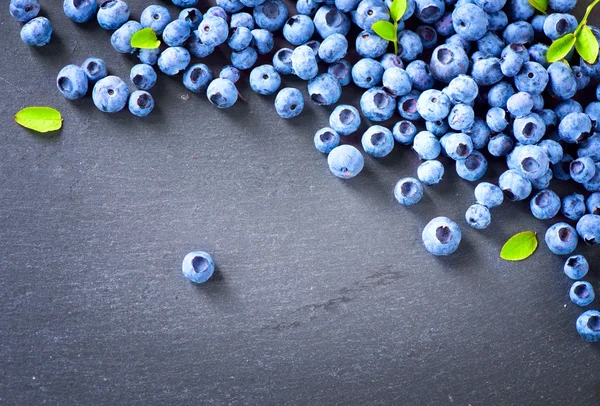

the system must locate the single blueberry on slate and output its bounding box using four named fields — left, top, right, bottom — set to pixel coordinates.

left=57, top=65, right=88, bottom=100
left=21, top=16, right=52, bottom=46
left=183, top=64, right=213, bottom=93
left=465, top=204, right=491, bottom=229
left=576, top=214, right=600, bottom=245
left=530, top=190, right=560, bottom=220
left=92, top=76, right=129, bottom=113
left=206, top=78, right=238, bottom=109
left=418, top=160, right=444, bottom=186
left=327, top=145, right=364, bottom=179
left=570, top=281, right=595, bottom=307
left=576, top=310, right=600, bottom=342
left=564, top=255, right=589, bottom=280
left=329, top=105, right=361, bottom=136
left=82, top=58, right=108, bottom=83
left=275, top=88, right=304, bottom=119
left=394, top=178, right=424, bottom=206
left=314, top=127, right=340, bottom=153
left=361, top=126, right=394, bottom=158
left=128, top=91, right=154, bottom=117
left=544, top=222, right=578, bottom=255
left=422, top=217, right=462, bottom=256
left=10, top=0, right=40, bottom=22
left=182, top=251, right=215, bottom=284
